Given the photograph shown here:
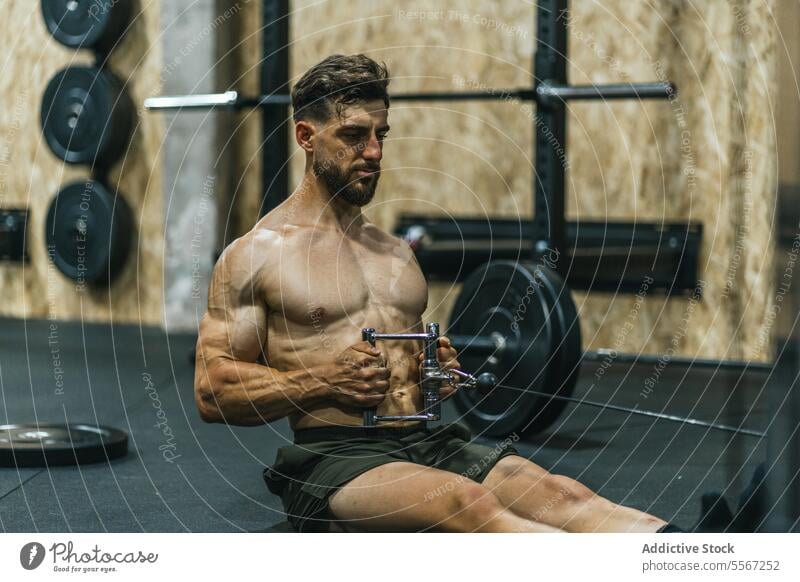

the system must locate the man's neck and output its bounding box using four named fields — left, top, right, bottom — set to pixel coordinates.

left=291, top=173, right=365, bottom=233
